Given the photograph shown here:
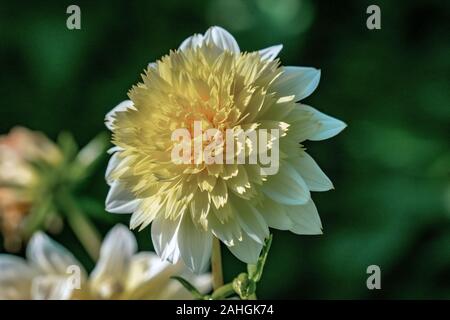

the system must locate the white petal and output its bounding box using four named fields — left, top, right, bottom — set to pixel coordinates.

left=105, top=180, right=140, bottom=214
left=177, top=214, right=212, bottom=273
left=107, top=146, right=123, bottom=155
left=26, top=232, right=83, bottom=275
left=91, top=225, right=137, bottom=278
left=296, top=152, right=333, bottom=191
left=0, top=255, right=36, bottom=299
left=272, top=67, right=321, bottom=101
left=286, top=199, right=323, bottom=235
left=258, top=44, right=283, bottom=61
left=148, top=62, right=157, bottom=69
left=204, top=26, right=240, bottom=53
left=129, top=198, right=162, bottom=231
left=126, top=252, right=177, bottom=289
left=301, top=105, right=347, bottom=141
left=258, top=198, right=294, bottom=230
left=89, top=225, right=137, bottom=298
left=208, top=212, right=242, bottom=247
left=105, top=151, right=122, bottom=186
left=151, top=215, right=182, bottom=263
left=288, top=104, right=346, bottom=142
left=31, top=275, right=74, bottom=300
left=231, top=195, right=269, bottom=244
left=105, top=100, right=135, bottom=131
left=123, top=253, right=183, bottom=299
left=262, top=162, right=310, bottom=205
left=227, top=232, right=262, bottom=264
left=190, top=273, right=212, bottom=295
left=179, top=33, right=205, bottom=51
